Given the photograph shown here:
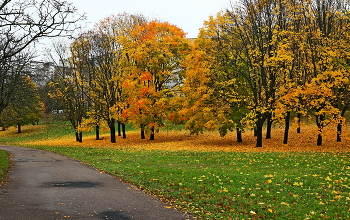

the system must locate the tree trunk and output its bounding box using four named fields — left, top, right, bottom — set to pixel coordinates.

left=256, top=124, right=263, bottom=147
left=75, top=131, right=80, bottom=142
left=95, top=125, right=100, bottom=140
left=140, top=124, right=145, bottom=139
left=338, top=107, right=348, bottom=142
left=109, top=118, right=116, bottom=143
left=317, top=133, right=322, bottom=146
left=283, top=111, right=291, bottom=144
left=316, top=114, right=324, bottom=146
left=236, top=128, right=242, bottom=142
left=122, top=123, right=126, bottom=139
left=337, top=122, right=342, bottom=142
left=150, top=126, right=155, bottom=140
left=297, top=113, right=301, bottom=134
left=118, top=121, right=121, bottom=136
left=266, top=113, right=272, bottom=139
left=75, top=131, right=82, bottom=142
left=17, top=123, right=21, bottom=133
left=79, top=132, right=82, bottom=143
